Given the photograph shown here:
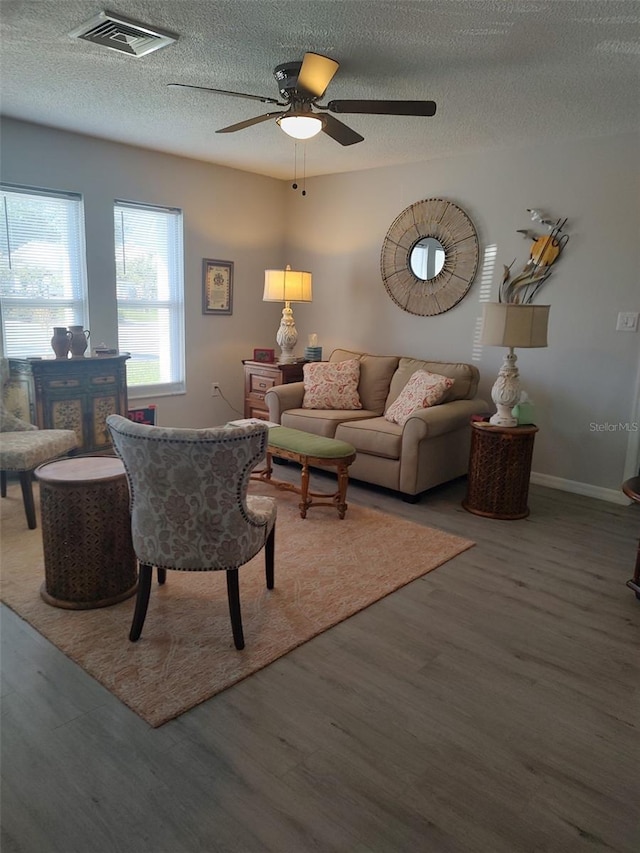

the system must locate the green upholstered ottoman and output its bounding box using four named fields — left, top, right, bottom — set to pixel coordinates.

left=254, top=426, right=356, bottom=519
